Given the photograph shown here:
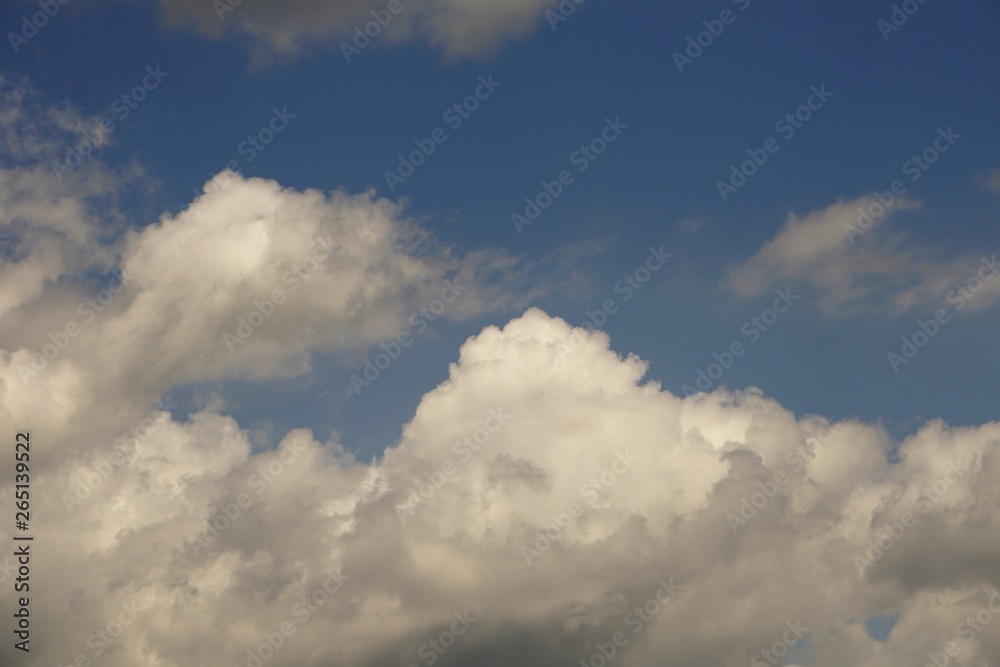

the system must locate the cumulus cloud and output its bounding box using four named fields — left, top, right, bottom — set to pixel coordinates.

left=110, top=0, right=561, bottom=61
left=3, top=308, right=1000, bottom=667
left=0, top=74, right=142, bottom=321
left=2, top=66, right=998, bottom=667
left=727, top=195, right=1000, bottom=316
left=0, top=74, right=552, bottom=475
left=0, top=170, right=538, bottom=461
